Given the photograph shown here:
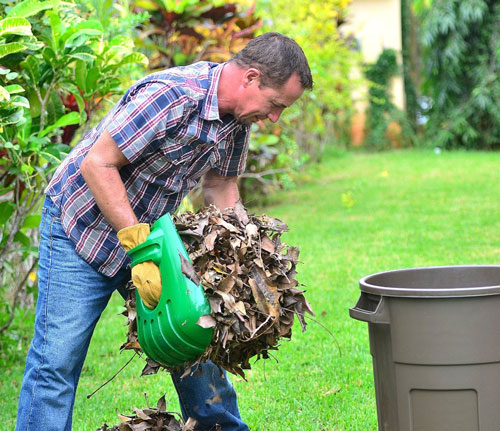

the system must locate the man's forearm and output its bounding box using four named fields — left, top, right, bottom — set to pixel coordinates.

left=202, top=170, right=240, bottom=210
left=81, top=163, right=137, bottom=231
left=80, top=130, right=138, bottom=232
